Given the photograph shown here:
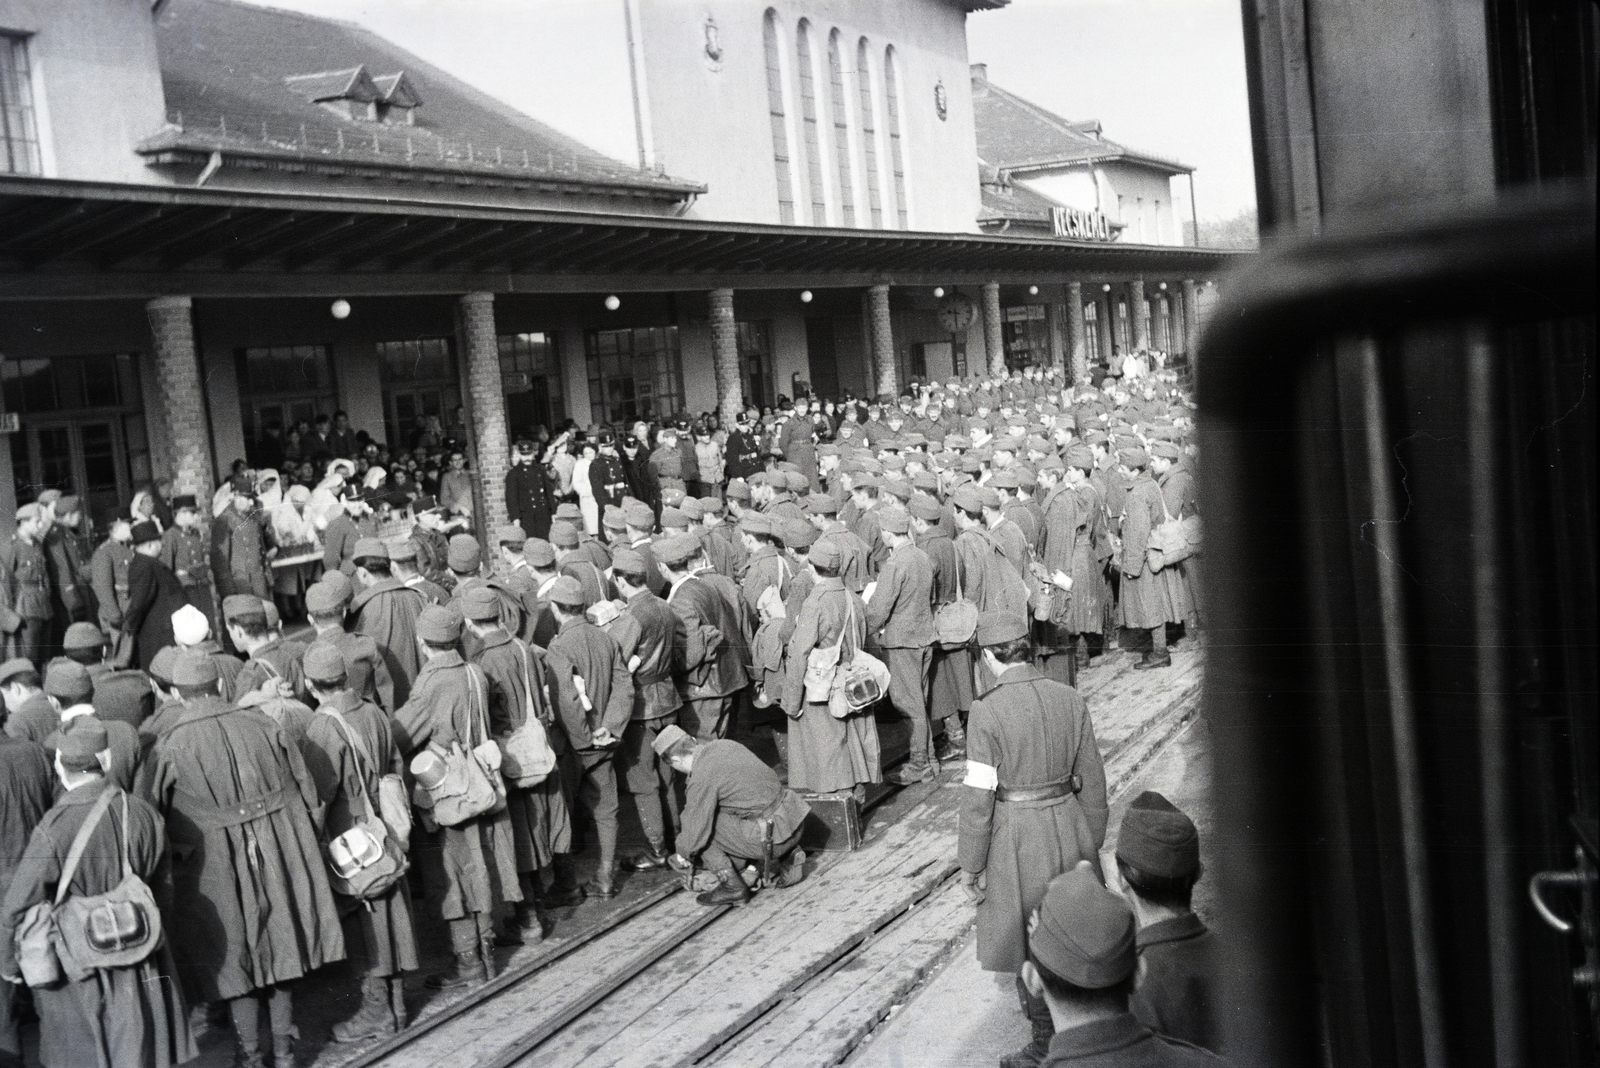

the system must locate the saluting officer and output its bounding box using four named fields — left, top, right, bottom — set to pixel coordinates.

left=959, top=612, right=1108, bottom=1068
